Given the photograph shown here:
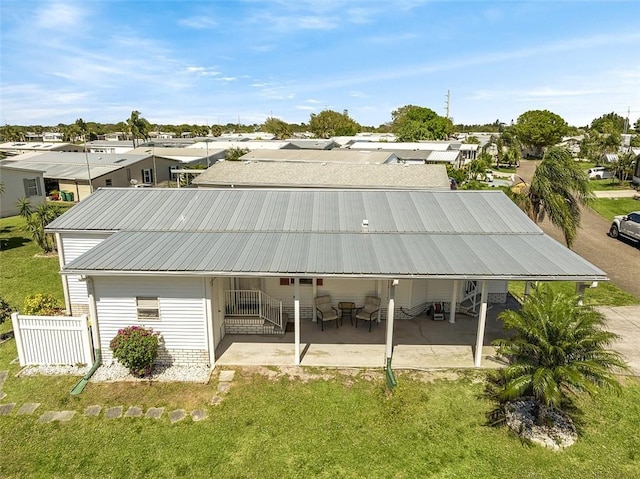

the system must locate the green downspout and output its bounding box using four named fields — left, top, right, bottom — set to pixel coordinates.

left=386, top=357, right=397, bottom=389
left=70, top=349, right=101, bottom=395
